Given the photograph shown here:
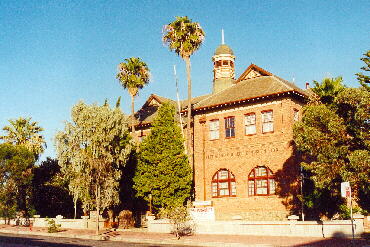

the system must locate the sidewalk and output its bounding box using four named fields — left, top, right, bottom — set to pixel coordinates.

left=0, top=224, right=369, bottom=247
